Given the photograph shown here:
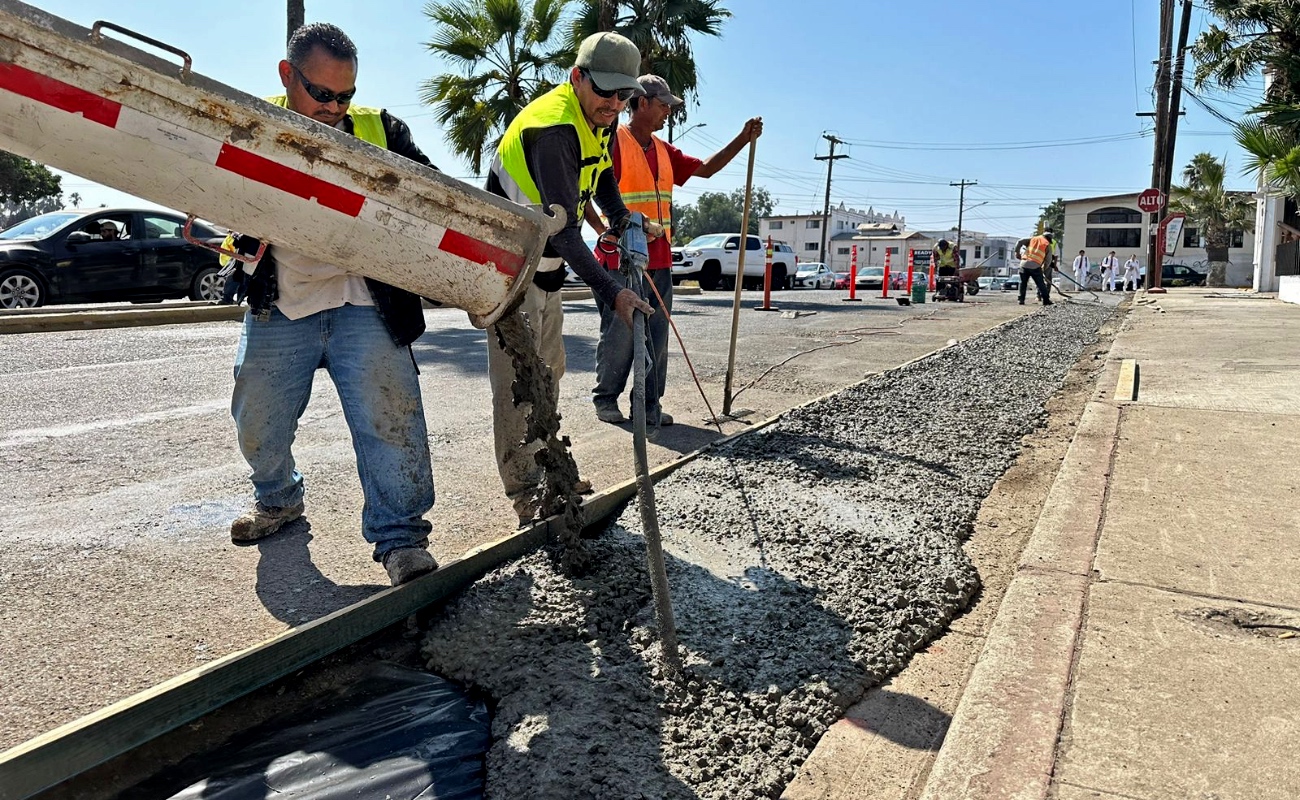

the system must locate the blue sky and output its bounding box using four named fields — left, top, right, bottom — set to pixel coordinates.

left=29, top=0, right=1257, bottom=236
